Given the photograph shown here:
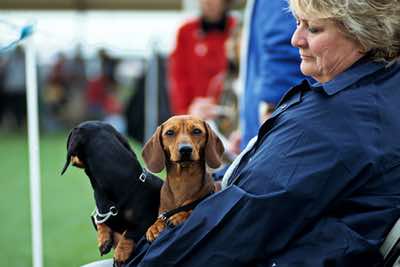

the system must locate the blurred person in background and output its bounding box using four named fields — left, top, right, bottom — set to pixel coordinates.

left=62, top=46, right=87, bottom=125
left=43, top=52, right=70, bottom=127
left=125, top=67, right=146, bottom=143
left=67, top=46, right=87, bottom=92
left=189, top=20, right=242, bottom=164
left=42, top=50, right=87, bottom=130
left=86, top=49, right=118, bottom=120
left=189, top=21, right=241, bottom=136
left=168, top=0, right=236, bottom=115
left=1, top=45, right=26, bottom=130
left=86, top=49, right=125, bottom=133
left=234, top=0, right=305, bottom=152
